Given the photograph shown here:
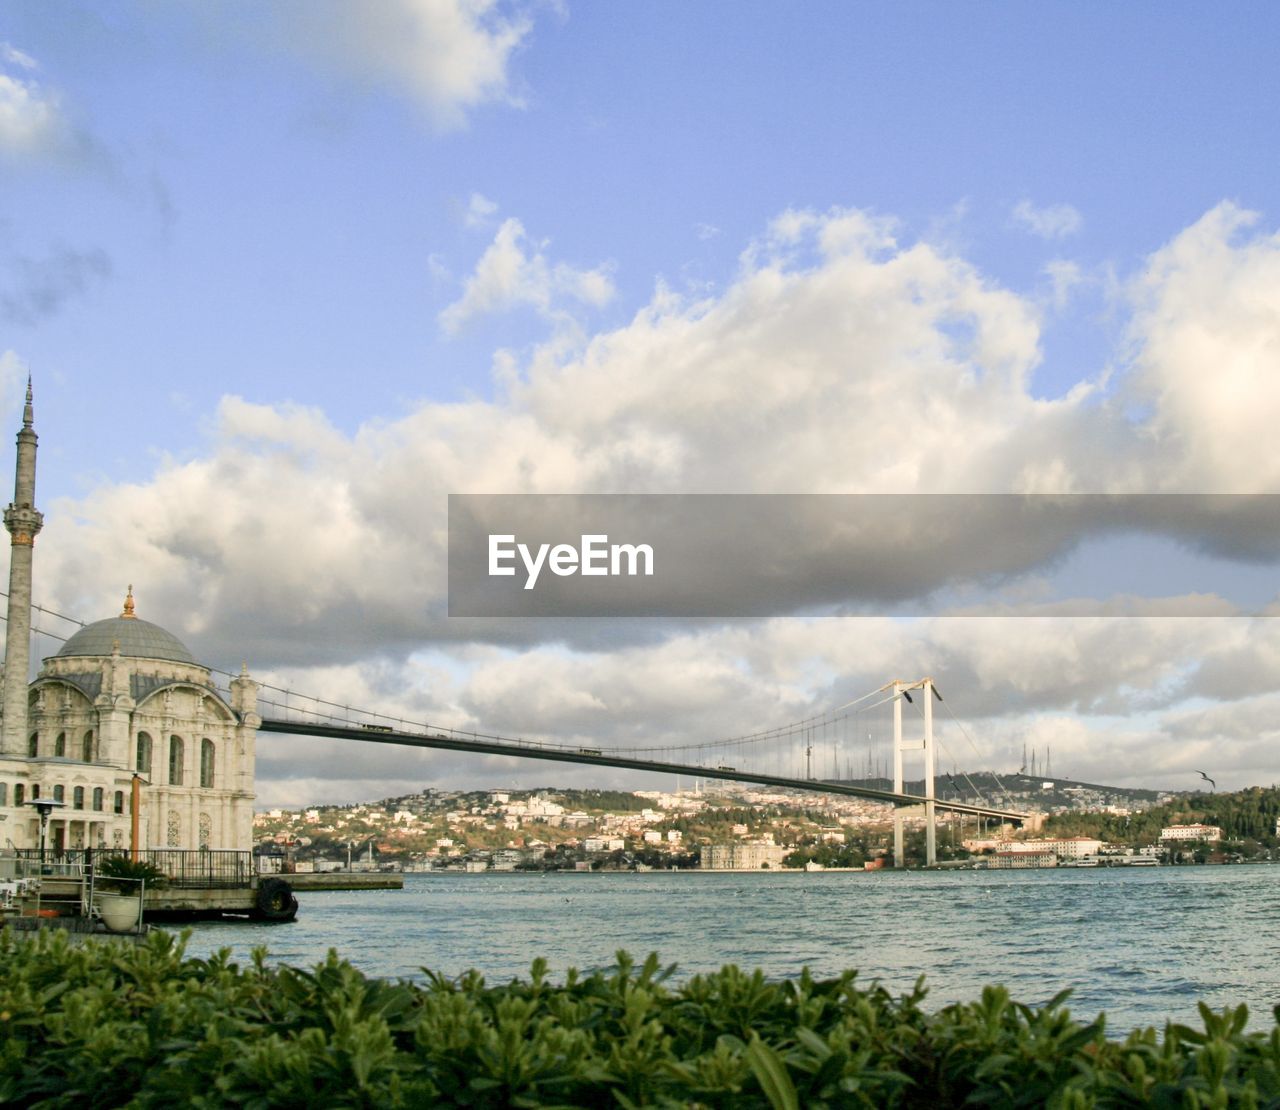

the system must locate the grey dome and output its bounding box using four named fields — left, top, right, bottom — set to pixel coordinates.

left=56, top=616, right=196, bottom=665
